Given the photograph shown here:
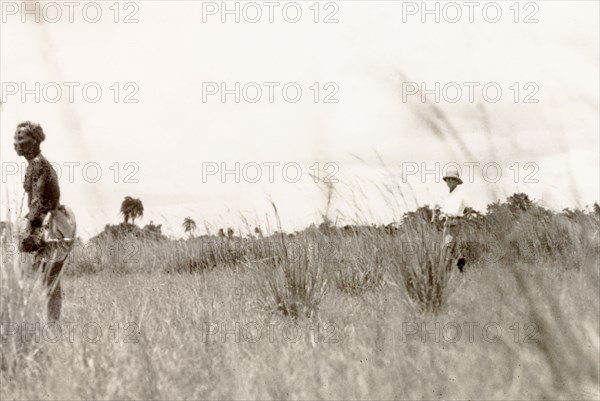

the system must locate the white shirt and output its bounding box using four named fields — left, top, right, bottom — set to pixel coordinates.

left=441, top=185, right=466, bottom=218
